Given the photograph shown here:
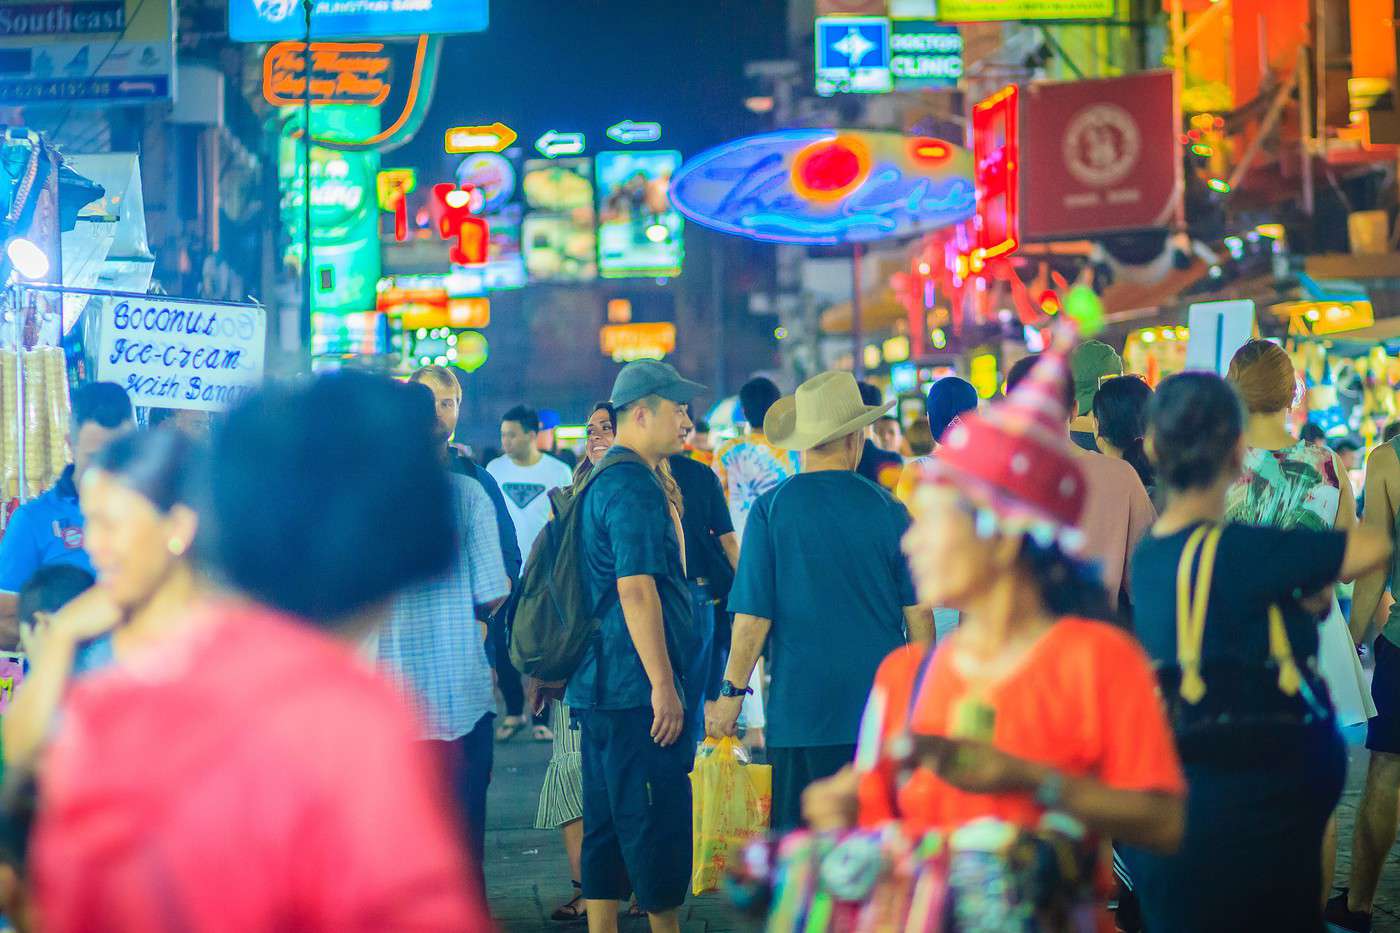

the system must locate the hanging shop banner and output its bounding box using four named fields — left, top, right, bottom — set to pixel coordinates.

left=1020, top=71, right=1175, bottom=239
left=278, top=105, right=382, bottom=315
left=93, top=294, right=267, bottom=412
left=229, top=0, right=486, bottom=43
left=815, top=16, right=892, bottom=96
left=669, top=129, right=974, bottom=246
left=933, top=0, right=1114, bottom=20
left=522, top=157, right=596, bottom=282
left=890, top=21, right=961, bottom=89
left=0, top=0, right=174, bottom=105
left=596, top=150, right=684, bottom=279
